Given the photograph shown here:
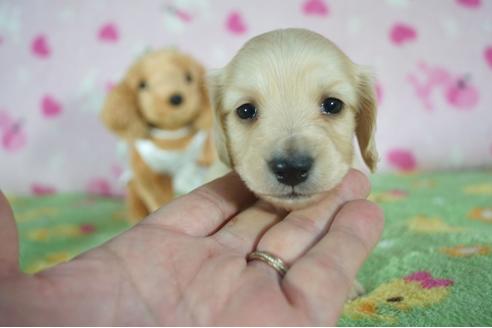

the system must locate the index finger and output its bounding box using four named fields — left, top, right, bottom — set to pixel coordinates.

left=0, top=191, right=20, bottom=276
left=142, top=172, right=256, bottom=237
left=282, top=200, right=384, bottom=325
